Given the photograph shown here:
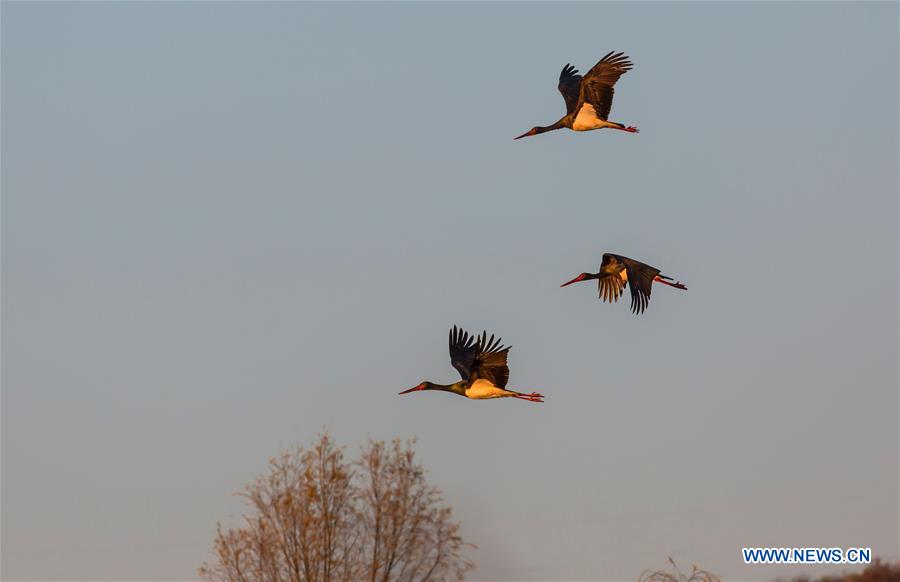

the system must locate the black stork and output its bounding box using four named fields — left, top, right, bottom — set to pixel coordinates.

left=399, top=326, right=544, bottom=403
left=515, top=51, right=639, bottom=140
left=561, top=253, right=687, bottom=314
